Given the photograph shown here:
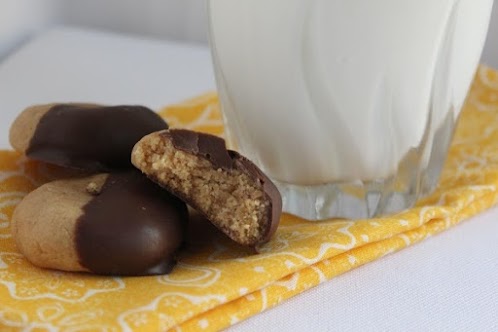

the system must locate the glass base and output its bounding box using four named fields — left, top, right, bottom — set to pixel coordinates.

left=276, top=110, right=456, bottom=220
left=275, top=179, right=417, bottom=220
